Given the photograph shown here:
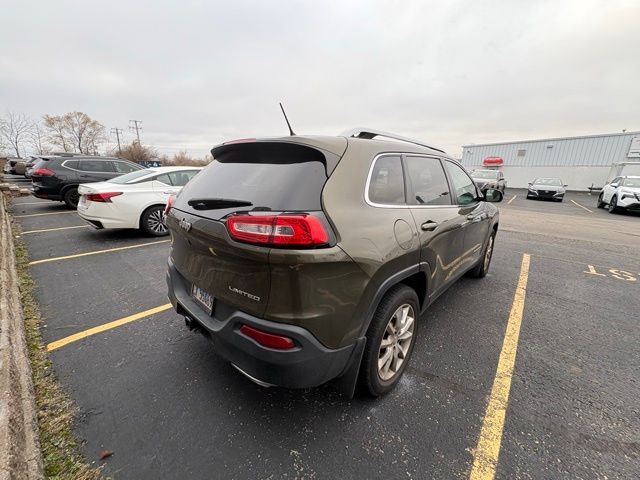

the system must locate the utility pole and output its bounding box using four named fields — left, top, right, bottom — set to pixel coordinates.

left=111, top=127, right=123, bottom=153
left=129, top=120, right=143, bottom=145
